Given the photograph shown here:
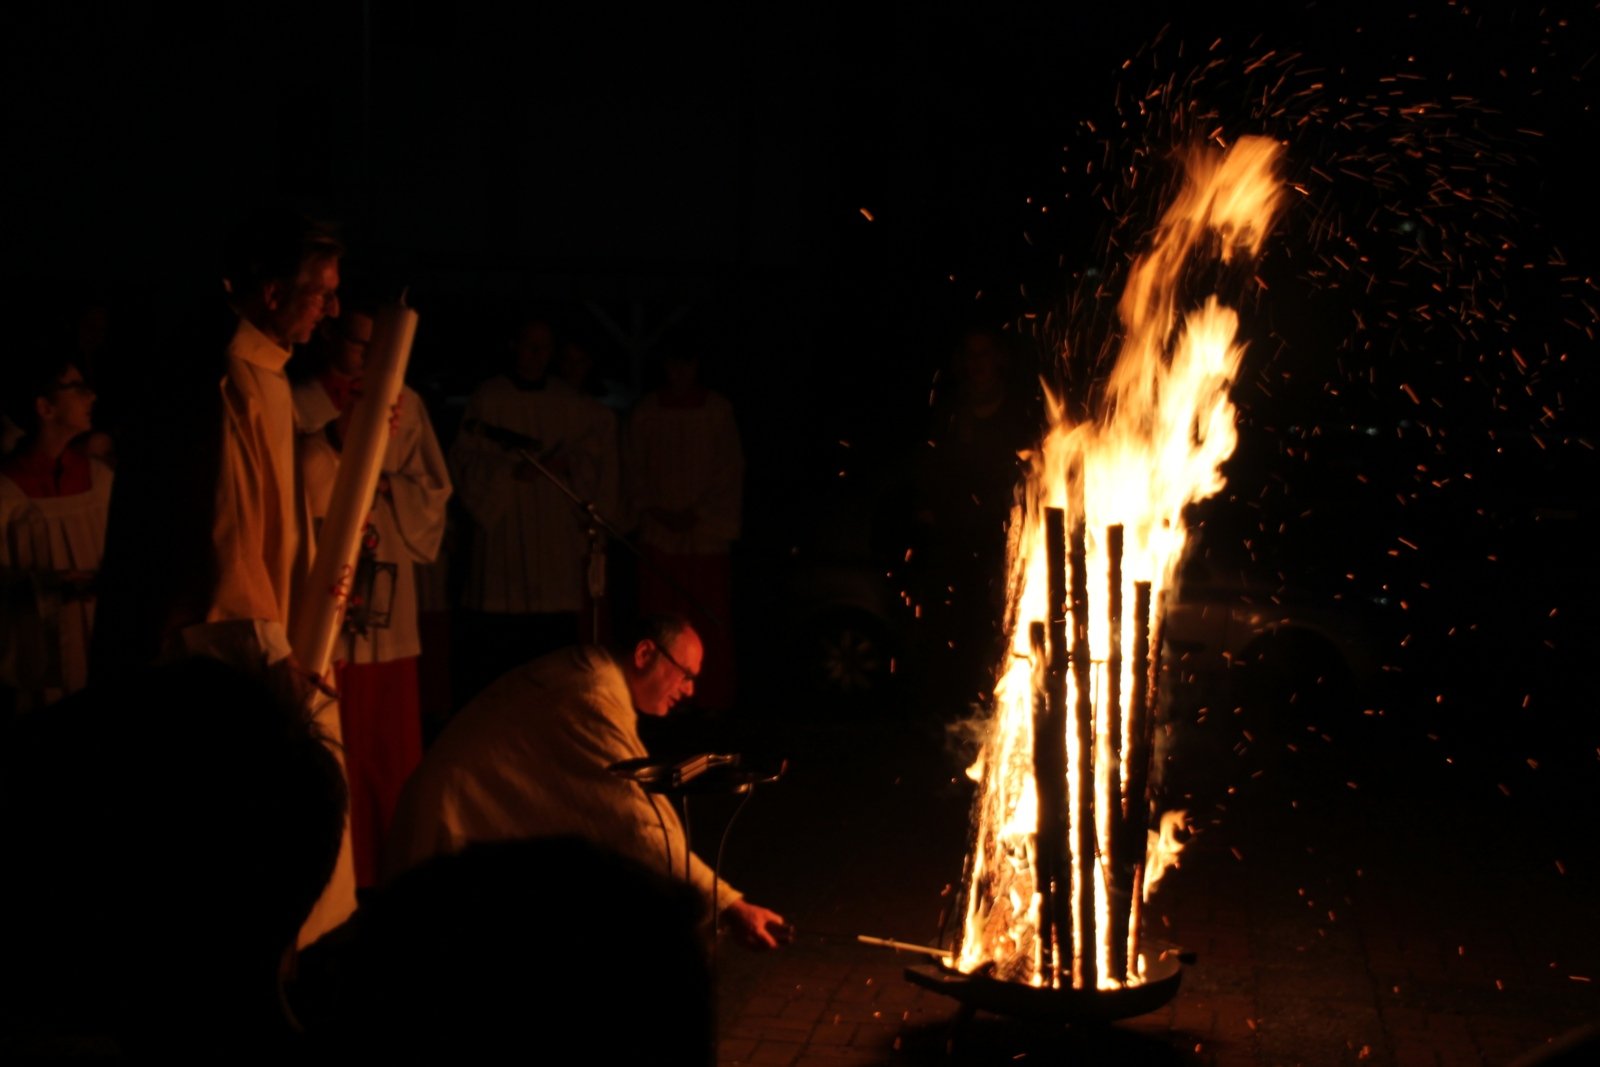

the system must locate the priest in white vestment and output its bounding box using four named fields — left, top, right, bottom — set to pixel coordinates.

left=386, top=615, right=787, bottom=949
